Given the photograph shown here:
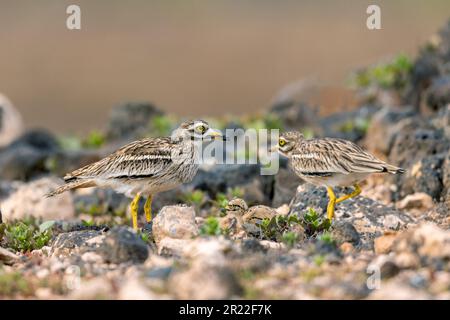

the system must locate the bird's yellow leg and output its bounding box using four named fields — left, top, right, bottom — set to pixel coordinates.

left=326, top=187, right=337, bottom=221
left=144, top=195, right=153, bottom=223
left=130, top=193, right=141, bottom=230
left=336, top=184, right=362, bottom=204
